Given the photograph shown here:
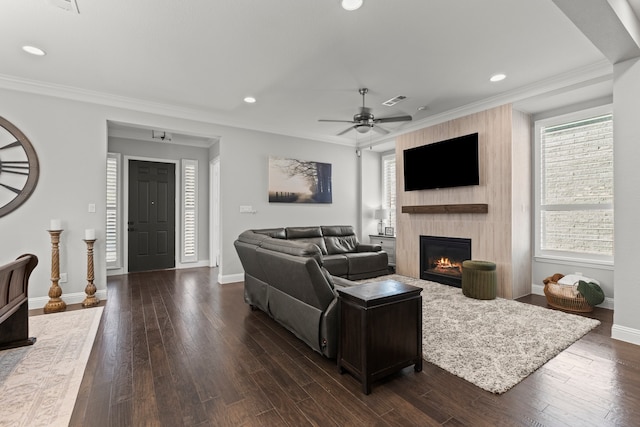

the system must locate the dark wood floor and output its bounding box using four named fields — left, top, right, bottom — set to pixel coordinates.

left=66, top=267, right=640, bottom=426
